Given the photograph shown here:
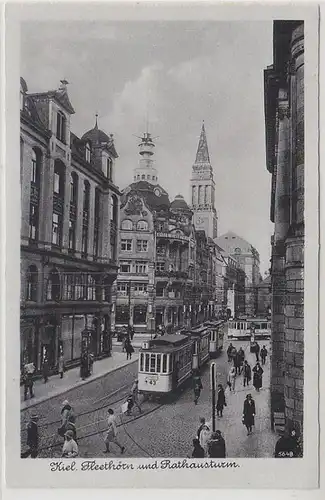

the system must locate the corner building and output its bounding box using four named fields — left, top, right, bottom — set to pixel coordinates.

left=264, top=21, right=304, bottom=438
left=20, top=78, right=120, bottom=373
left=113, top=128, right=220, bottom=335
